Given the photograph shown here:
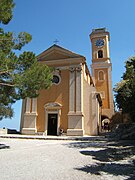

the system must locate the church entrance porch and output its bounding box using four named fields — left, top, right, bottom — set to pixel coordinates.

left=47, top=114, right=58, bottom=135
